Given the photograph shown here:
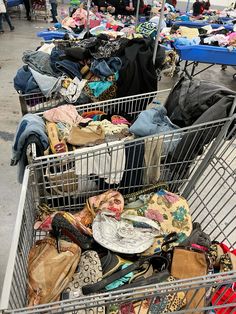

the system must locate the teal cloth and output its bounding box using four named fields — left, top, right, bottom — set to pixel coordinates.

left=105, top=263, right=133, bottom=291
left=88, top=72, right=119, bottom=97
left=88, top=81, right=112, bottom=97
